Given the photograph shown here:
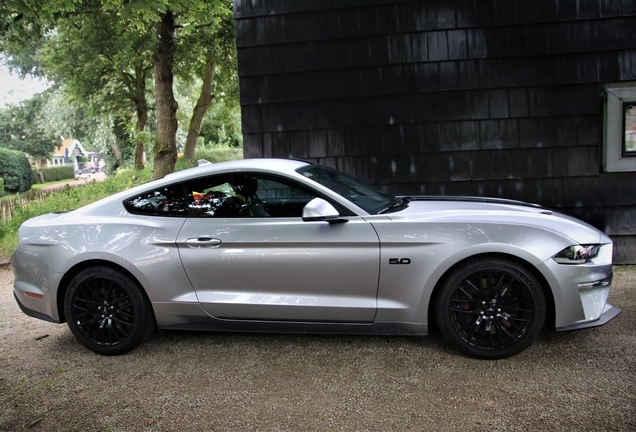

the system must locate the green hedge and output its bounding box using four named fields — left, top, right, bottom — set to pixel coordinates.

left=38, top=165, right=75, bottom=183
left=0, top=177, right=4, bottom=197
left=0, top=148, right=33, bottom=193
